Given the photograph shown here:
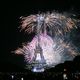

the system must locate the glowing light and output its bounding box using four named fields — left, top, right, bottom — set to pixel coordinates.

left=63, top=73, right=68, bottom=80
left=11, top=75, right=14, bottom=79
left=21, top=77, right=24, bottom=80
left=32, top=67, right=44, bottom=72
